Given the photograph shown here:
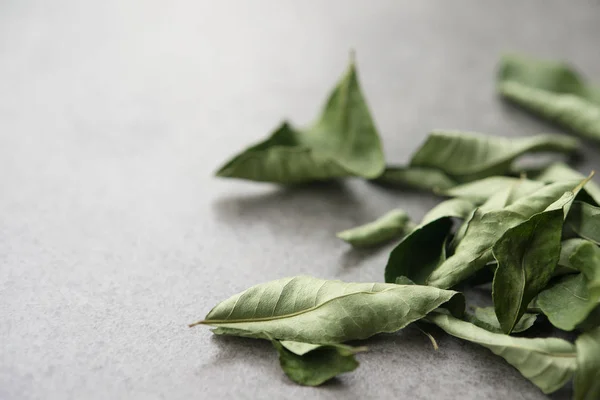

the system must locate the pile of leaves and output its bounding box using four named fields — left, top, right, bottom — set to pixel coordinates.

left=190, top=54, right=600, bottom=398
